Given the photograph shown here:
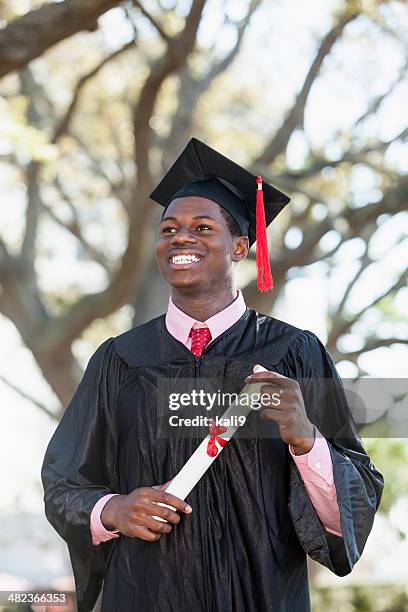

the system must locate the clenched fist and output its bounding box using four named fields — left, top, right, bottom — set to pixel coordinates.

left=101, top=482, right=192, bottom=542
left=245, top=365, right=315, bottom=455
